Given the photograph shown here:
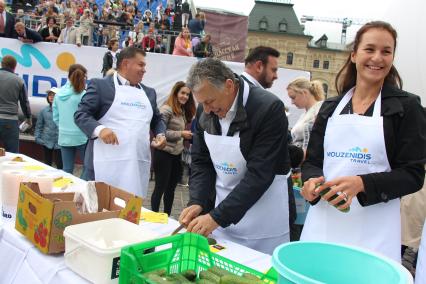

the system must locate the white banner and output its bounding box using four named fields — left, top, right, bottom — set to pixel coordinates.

left=0, top=38, right=309, bottom=125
